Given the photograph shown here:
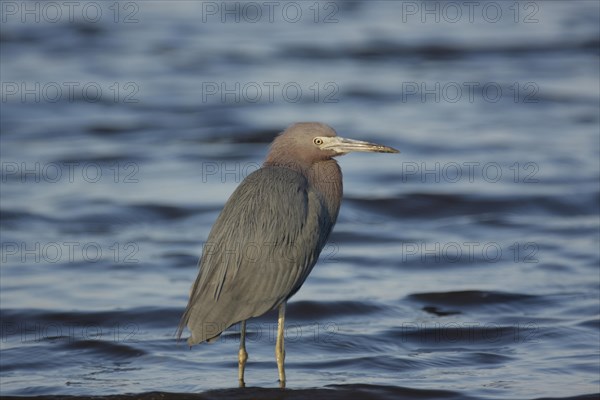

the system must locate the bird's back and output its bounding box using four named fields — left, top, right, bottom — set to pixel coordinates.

left=178, top=166, right=336, bottom=345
